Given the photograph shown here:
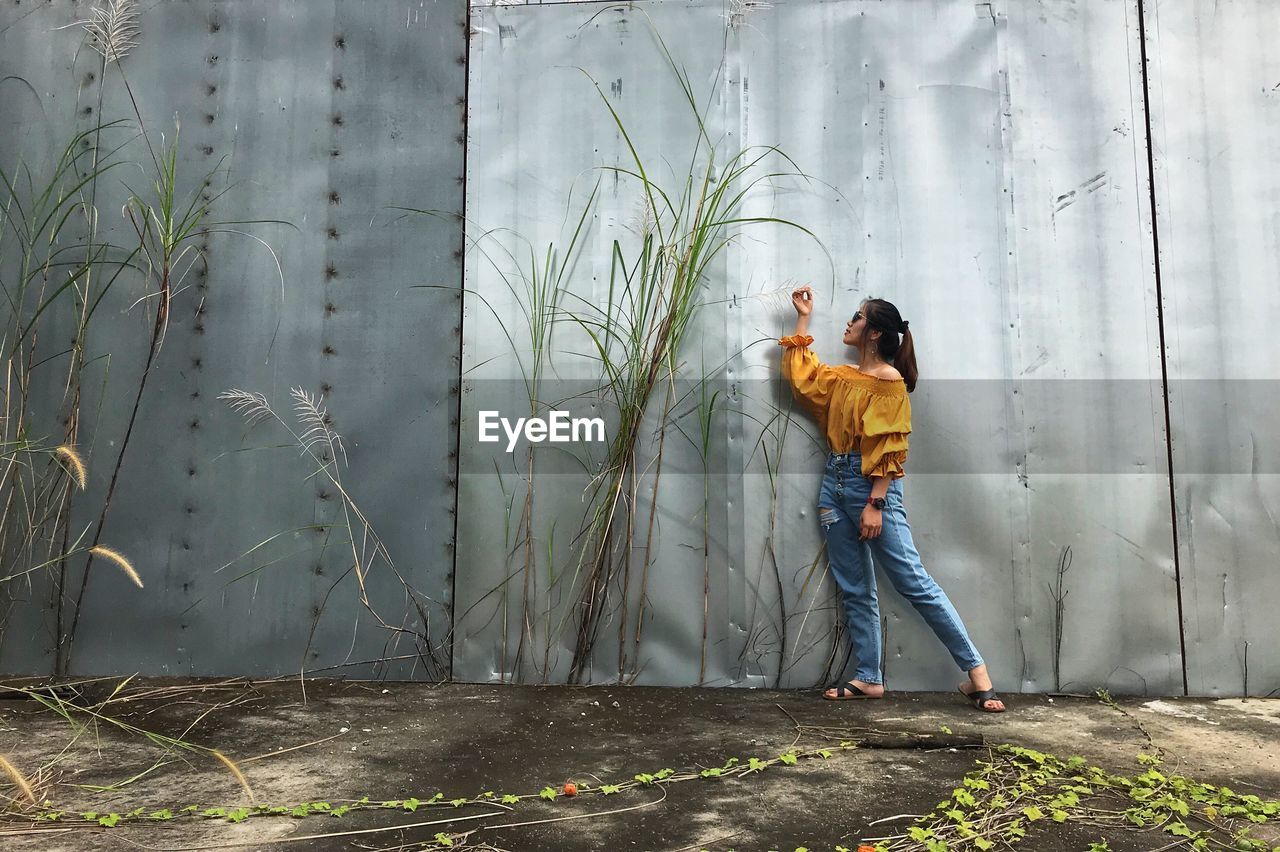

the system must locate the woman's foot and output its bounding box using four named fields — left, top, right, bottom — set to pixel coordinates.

left=959, top=666, right=1006, bottom=712
left=823, top=679, right=885, bottom=700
